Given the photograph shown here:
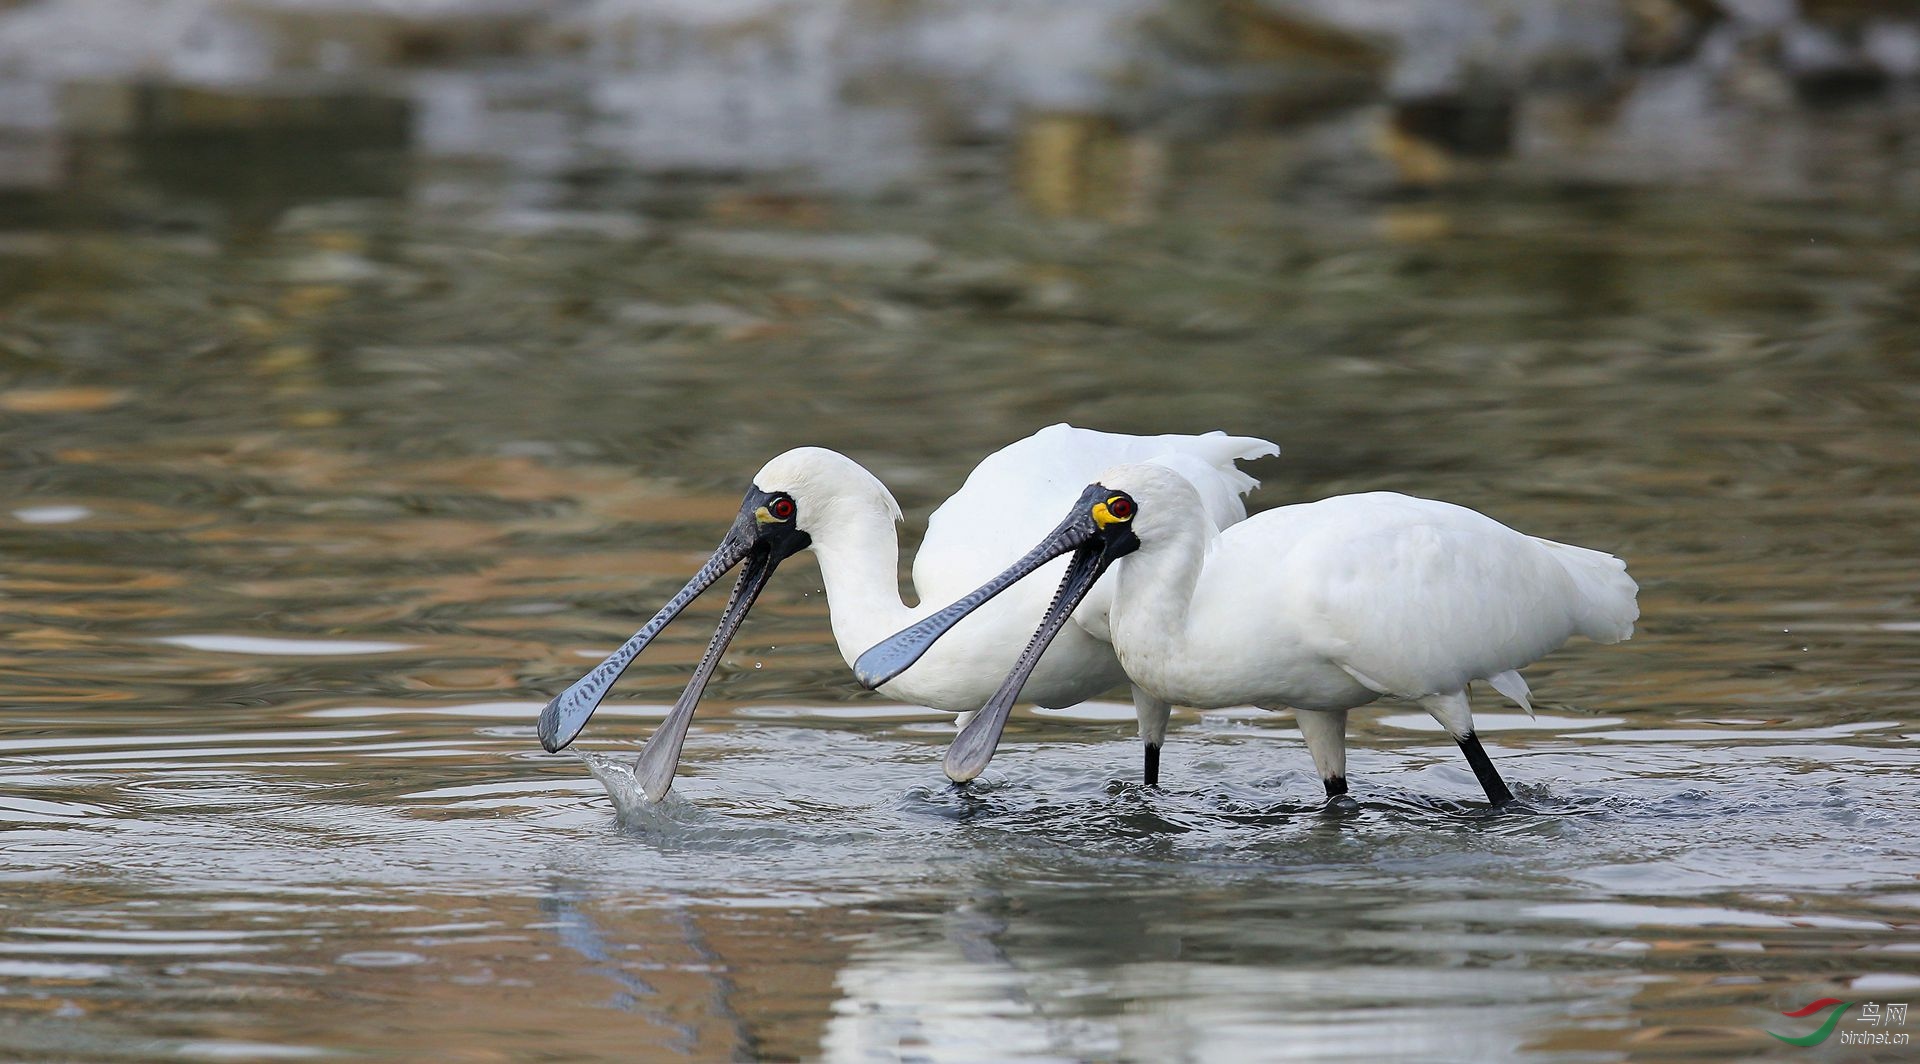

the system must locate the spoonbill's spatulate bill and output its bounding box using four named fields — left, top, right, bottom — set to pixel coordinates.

left=857, top=464, right=1639, bottom=806
left=536, top=426, right=1277, bottom=801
